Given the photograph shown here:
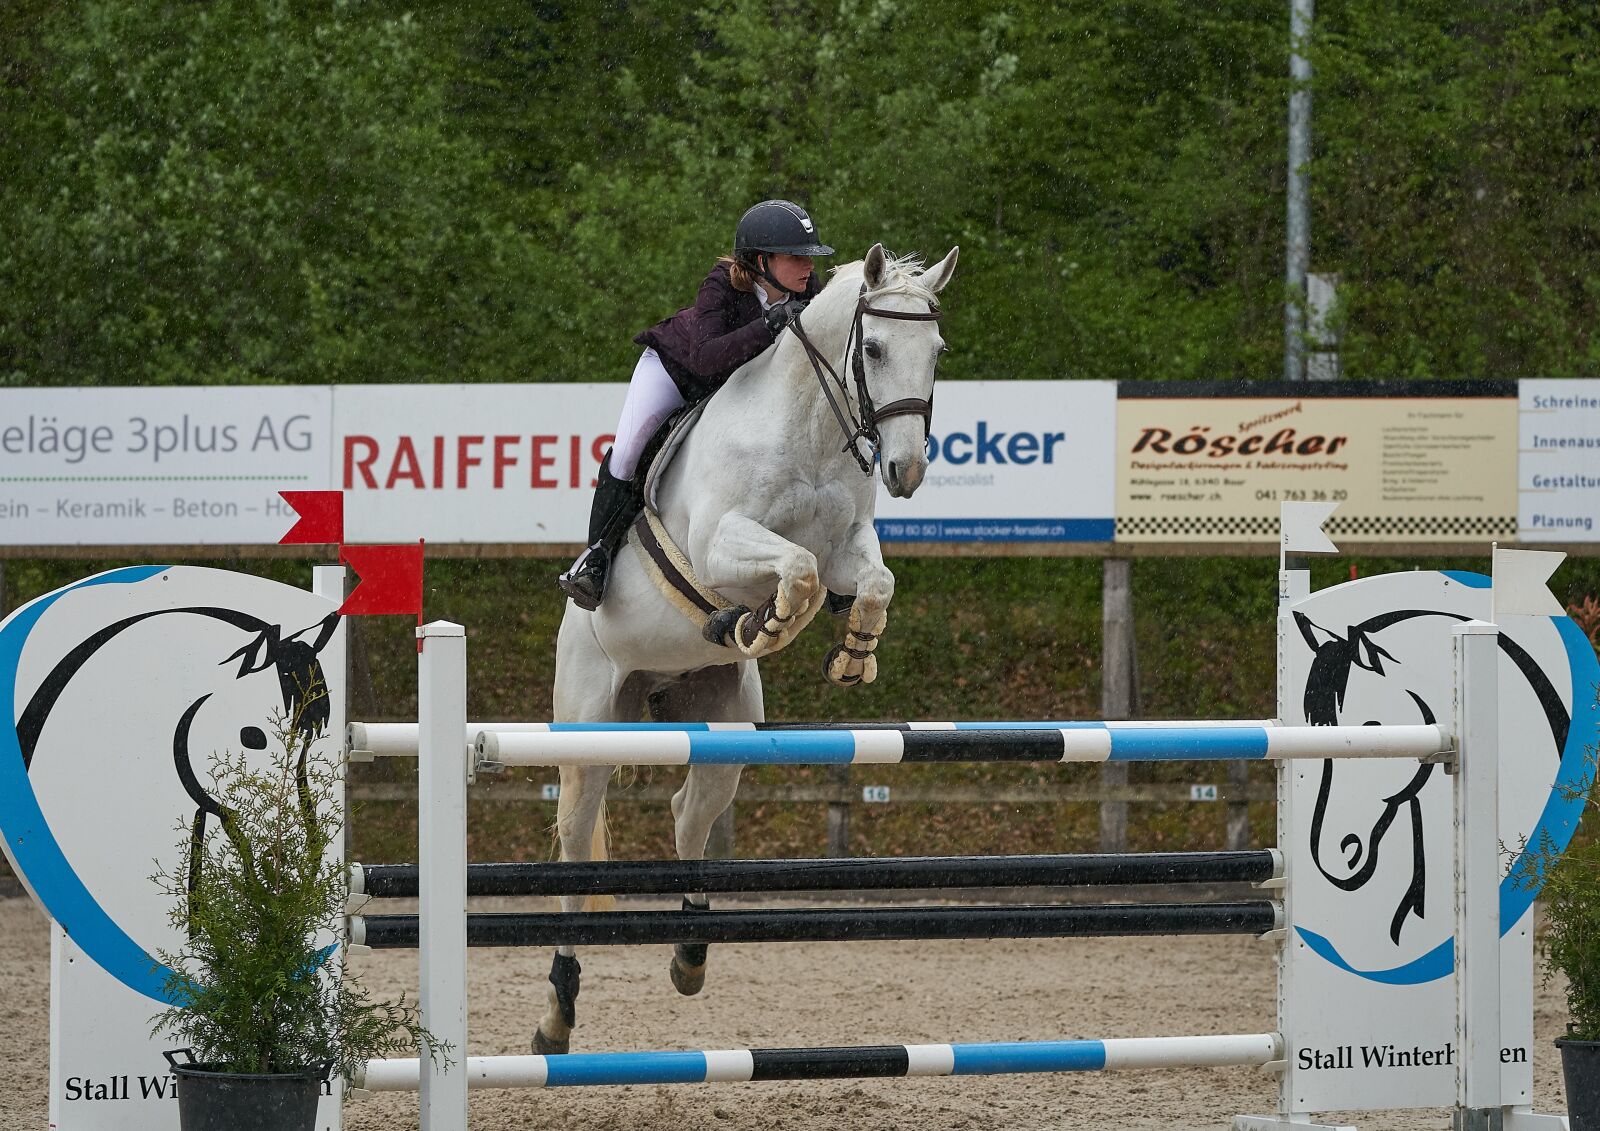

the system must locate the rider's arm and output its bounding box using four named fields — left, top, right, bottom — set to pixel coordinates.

left=681, top=270, right=777, bottom=379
